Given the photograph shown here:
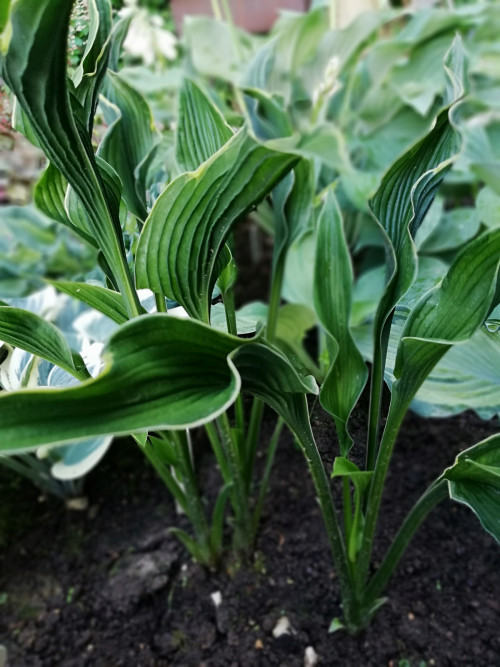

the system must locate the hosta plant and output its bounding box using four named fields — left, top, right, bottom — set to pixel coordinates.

left=1, top=0, right=500, bottom=634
